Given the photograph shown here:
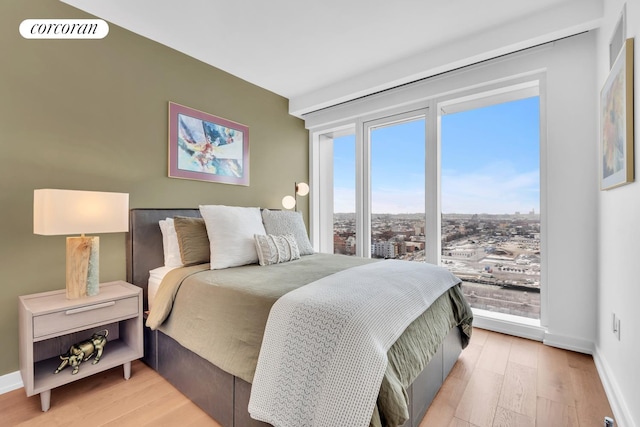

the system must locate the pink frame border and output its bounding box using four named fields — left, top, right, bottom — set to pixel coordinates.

left=168, top=102, right=250, bottom=186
